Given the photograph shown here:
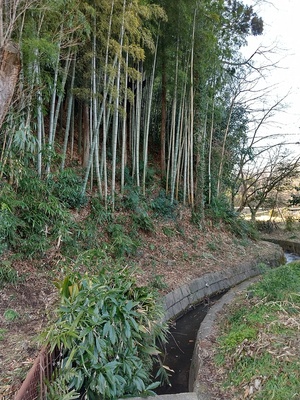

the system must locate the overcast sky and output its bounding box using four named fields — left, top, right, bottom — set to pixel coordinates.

left=242, top=0, right=300, bottom=148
